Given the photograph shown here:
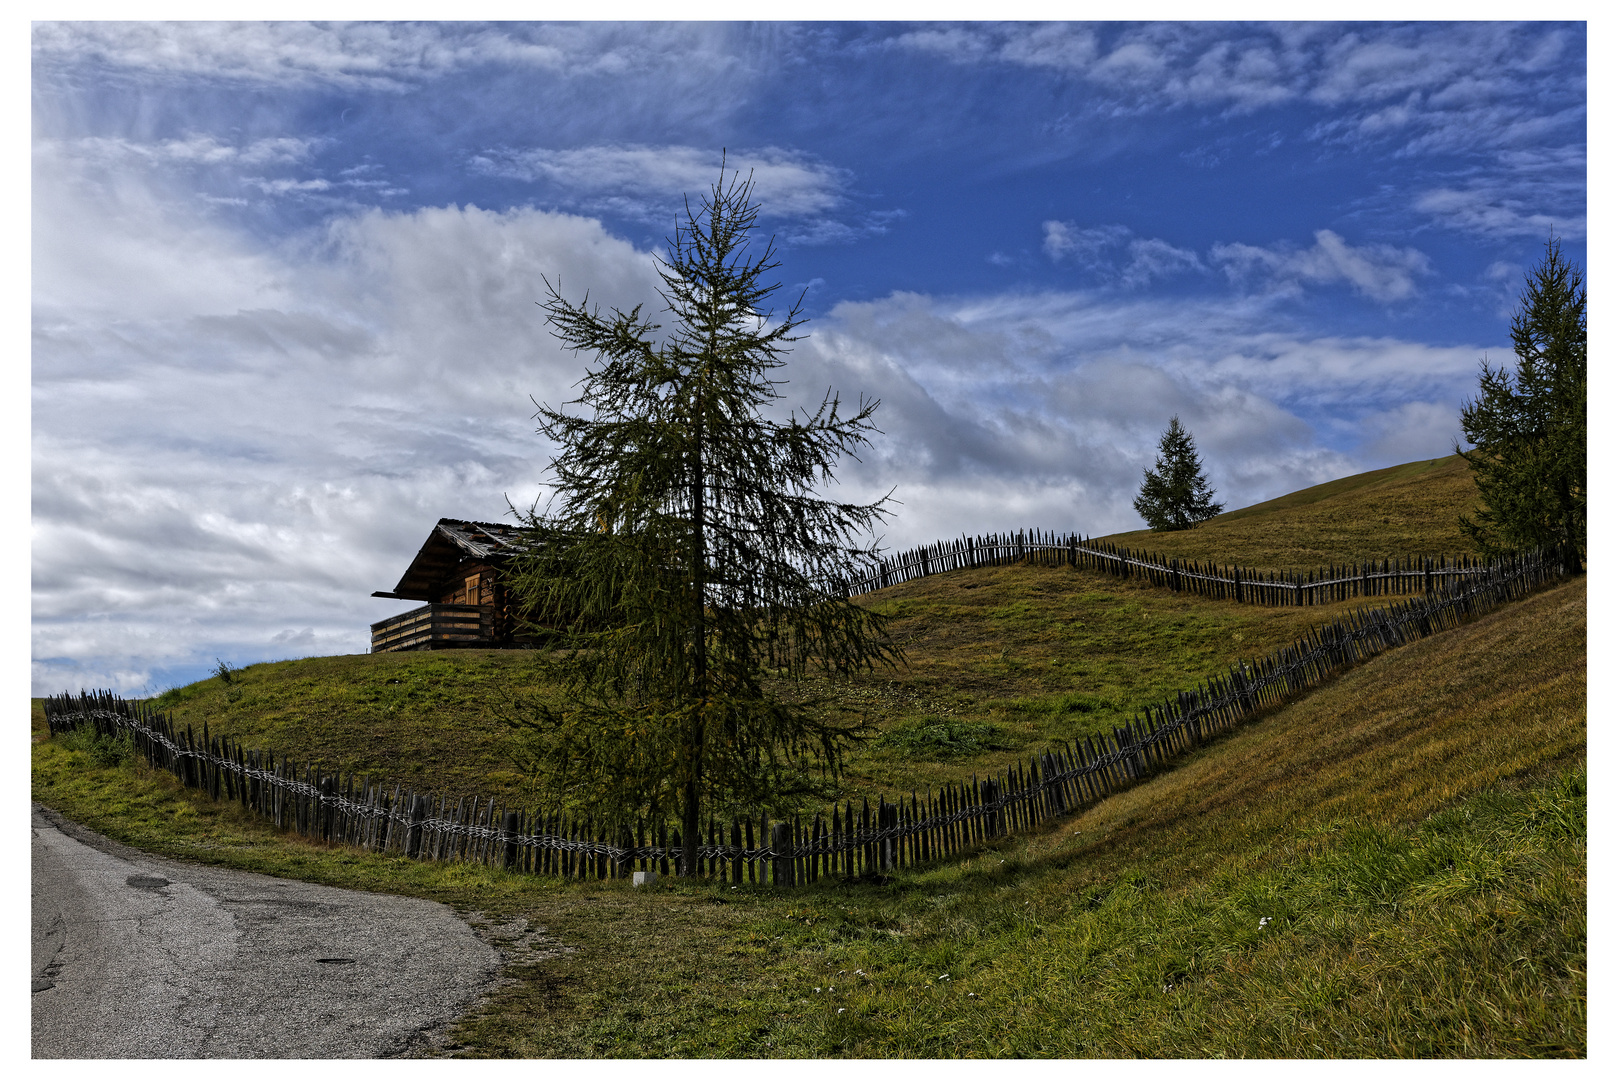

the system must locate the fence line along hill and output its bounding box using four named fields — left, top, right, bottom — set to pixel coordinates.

left=846, top=527, right=1505, bottom=607
left=46, top=545, right=1564, bottom=887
